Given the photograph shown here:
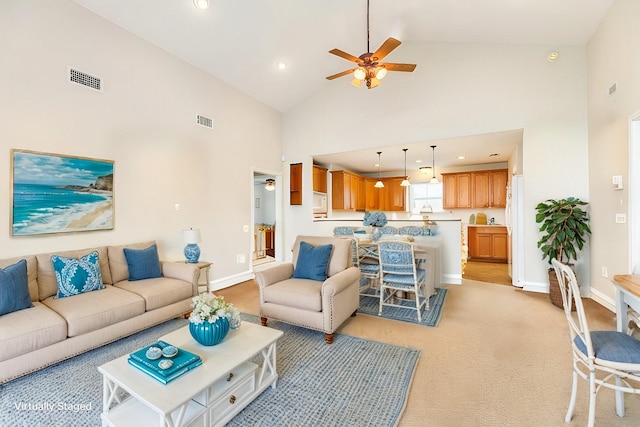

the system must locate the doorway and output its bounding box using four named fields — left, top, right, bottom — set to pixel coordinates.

left=463, top=260, right=513, bottom=286
left=252, top=171, right=279, bottom=269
